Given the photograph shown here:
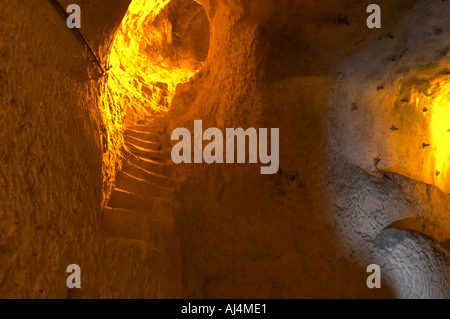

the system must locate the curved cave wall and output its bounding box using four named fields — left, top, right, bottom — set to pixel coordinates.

left=0, top=0, right=449, bottom=298
left=328, top=1, right=450, bottom=297
left=0, top=0, right=183, bottom=298
left=167, top=0, right=449, bottom=298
